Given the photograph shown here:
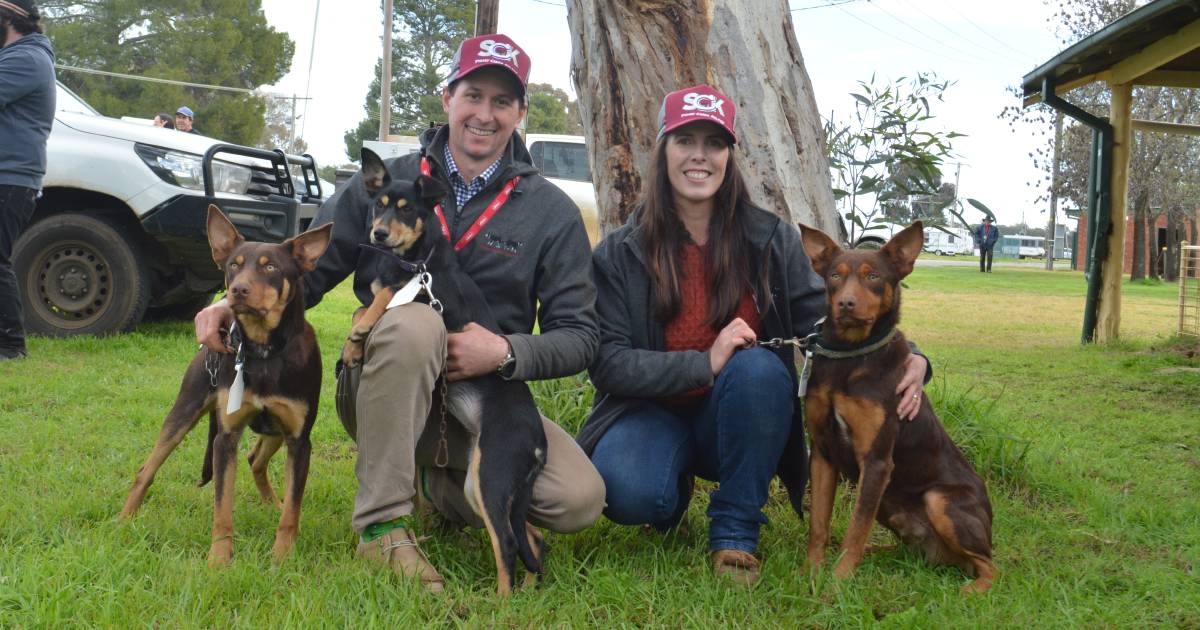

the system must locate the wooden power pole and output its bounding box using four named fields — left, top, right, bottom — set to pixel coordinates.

left=378, top=0, right=394, bottom=142
left=1045, top=110, right=1063, bottom=271
left=476, top=0, right=500, bottom=35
